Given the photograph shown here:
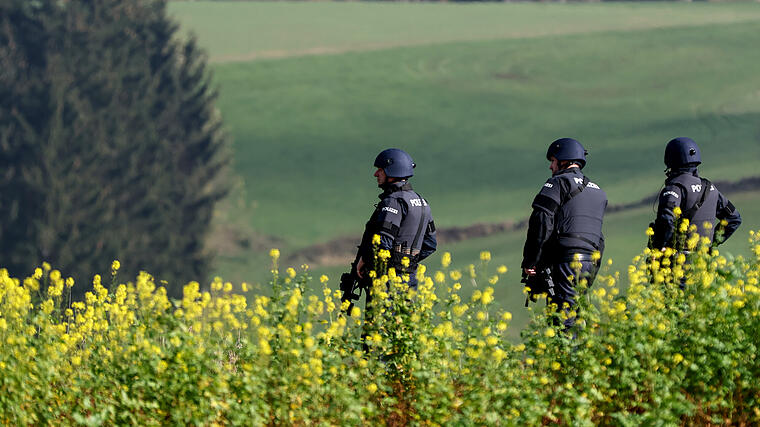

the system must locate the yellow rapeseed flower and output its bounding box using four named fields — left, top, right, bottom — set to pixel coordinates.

left=480, top=251, right=491, bottom=262
left=481, top=290, right=494, bottom=305
left=372, top=234, right=381, bottom=246
left=453, top=305, right=468, bottom=317
left=441, top=252, right=452, bottom=268
left=434, top=271, right=445, bottom=283
left=544, top=328, right=556, bottom=338
left=269, top=248, right=280, bottom=260
left=111, top=260, right=120, bottom=272
left=497, top=265, right=507, bottom=274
